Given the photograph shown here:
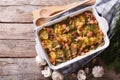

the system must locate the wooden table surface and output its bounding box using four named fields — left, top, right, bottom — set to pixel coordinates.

left=0, top=0, right=120, bottom=80
left=0, top=0, right=81, bottom=80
